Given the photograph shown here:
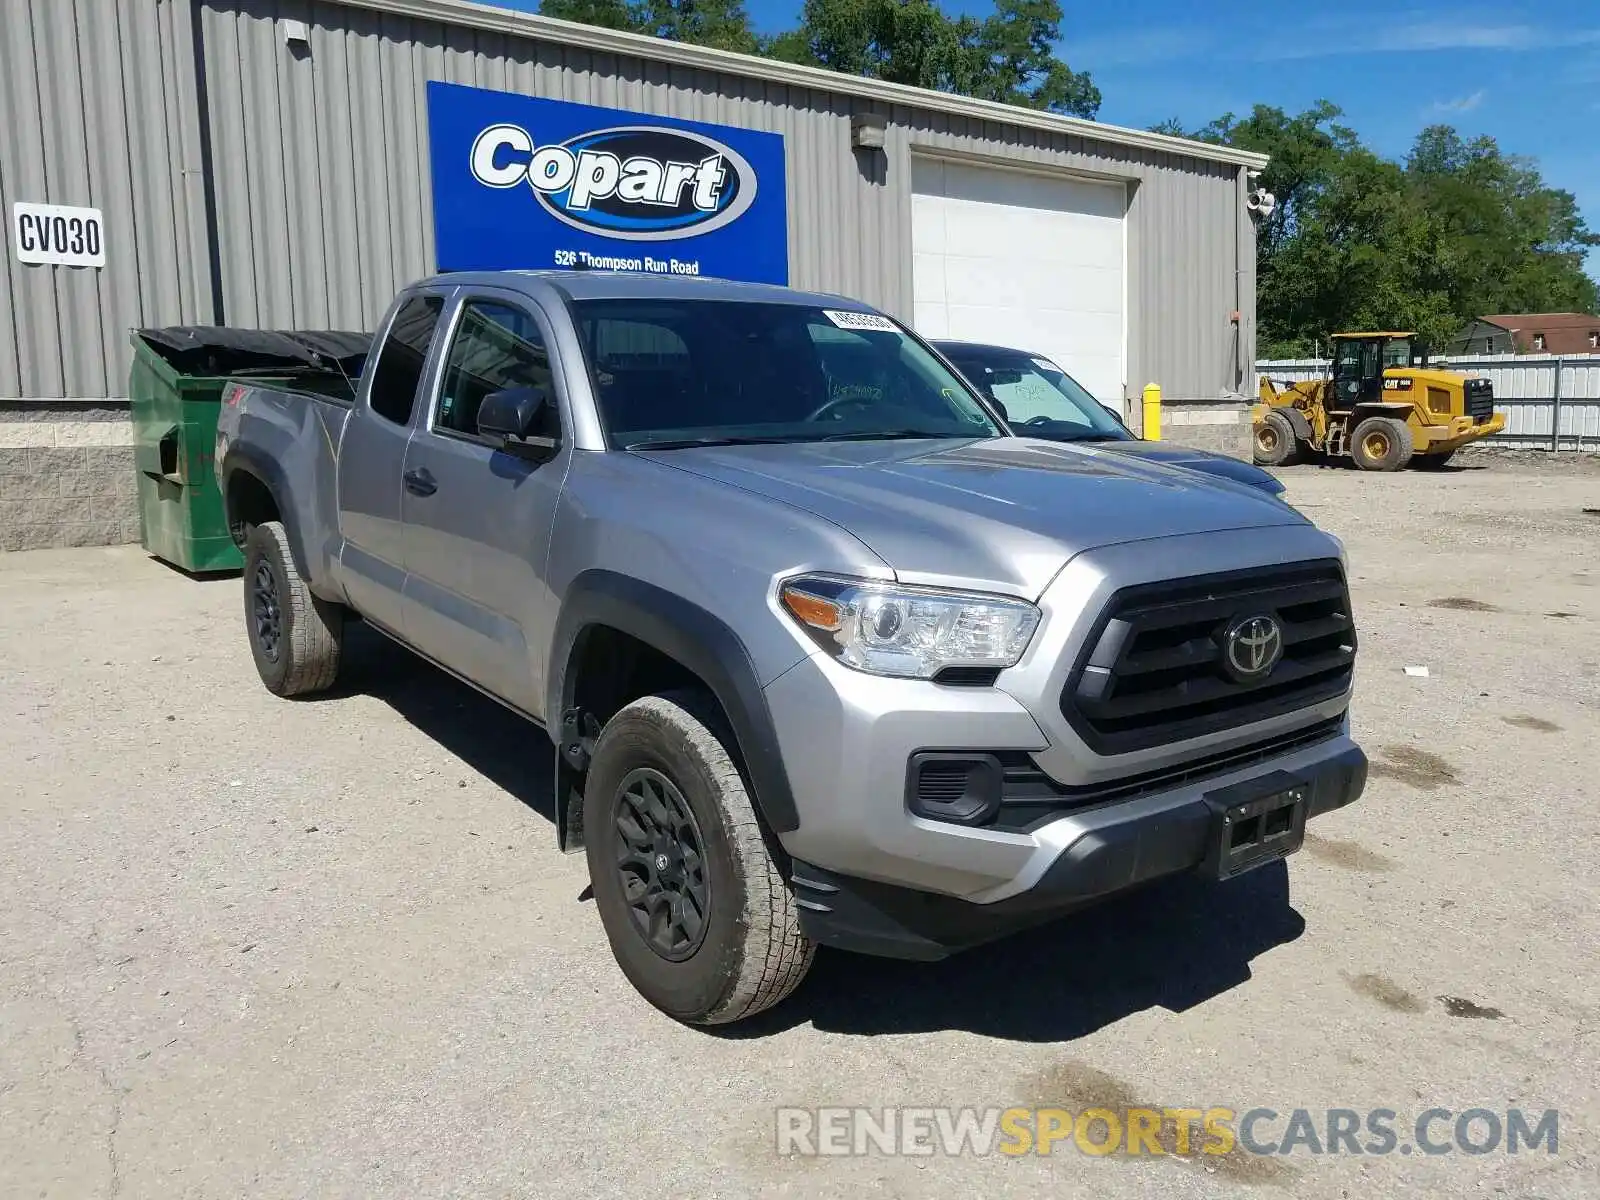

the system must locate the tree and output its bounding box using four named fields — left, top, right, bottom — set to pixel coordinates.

left=540, top=0, right=639, bottom=33
left=1405, top=126, right=1599, bottom=321
left=1165, top=104, right=1599, bottom=356
left=635, top=0, right=760, bottom=54
left=539, top=0, right=760, bottom=53
left=773, top=0, right=965, bottom=91
left=770, top=0, right=1098, bottom=118
left=951, top=1, right=1100, bottom=118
